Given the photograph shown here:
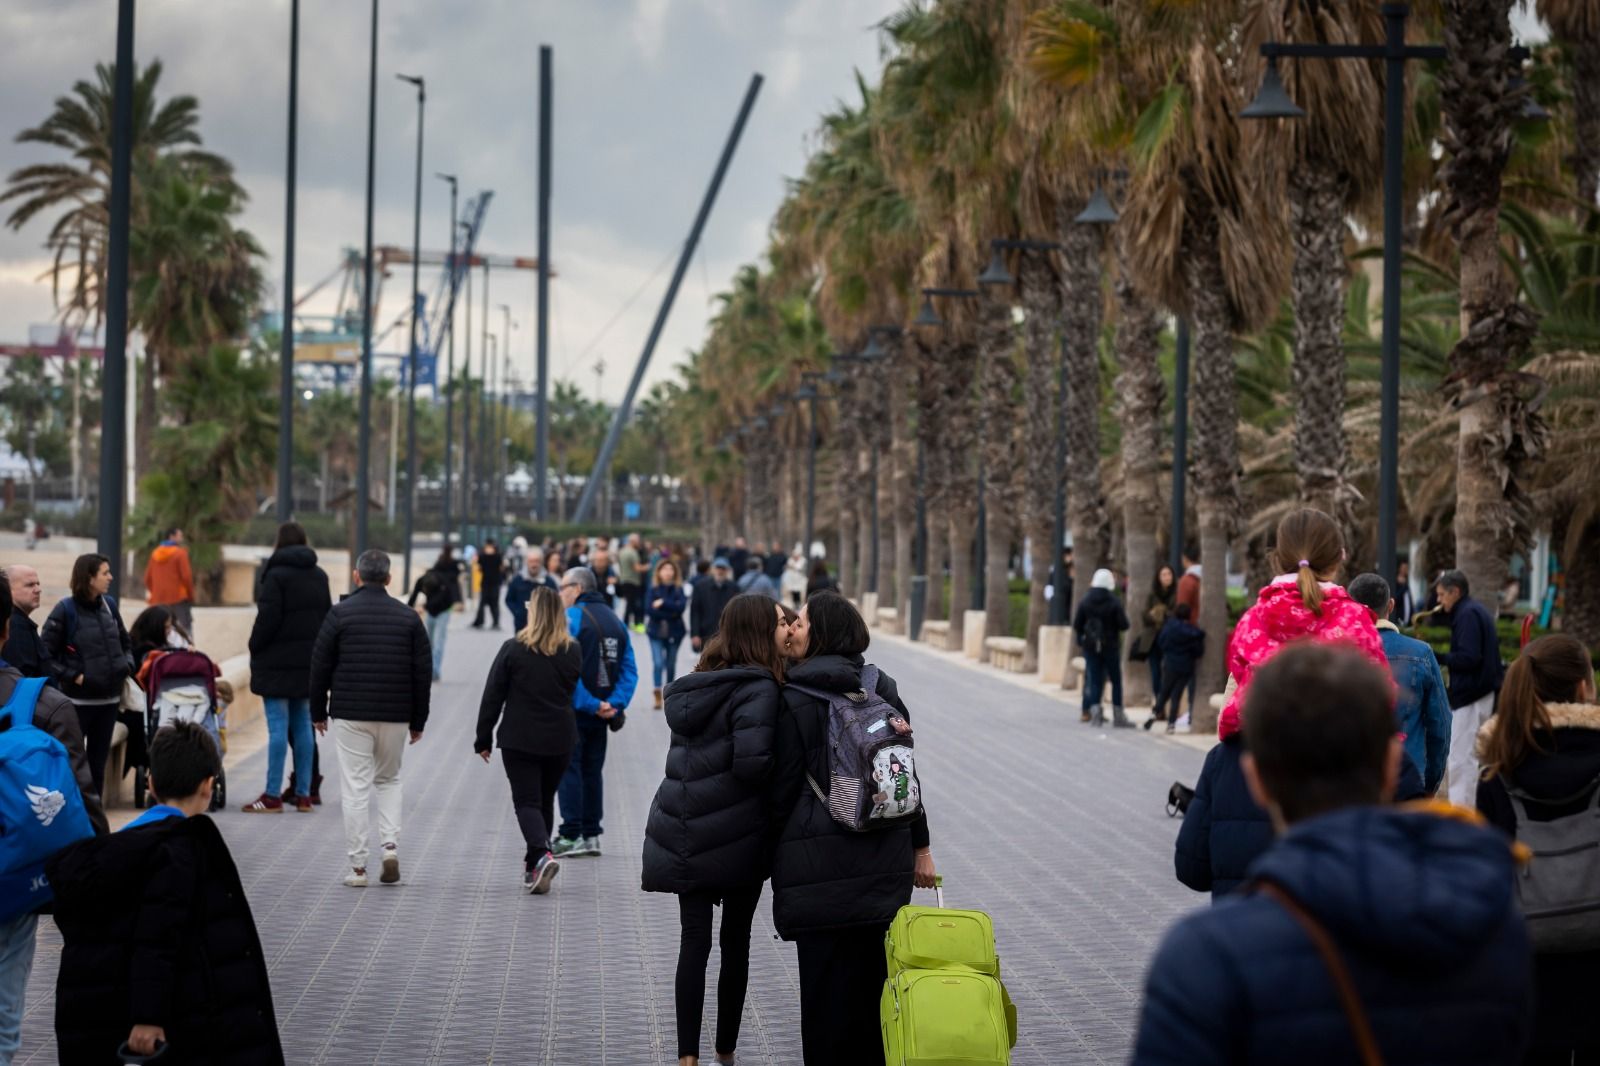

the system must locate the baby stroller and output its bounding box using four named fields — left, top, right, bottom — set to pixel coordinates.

left=142, top=648, right=227, bottom=811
